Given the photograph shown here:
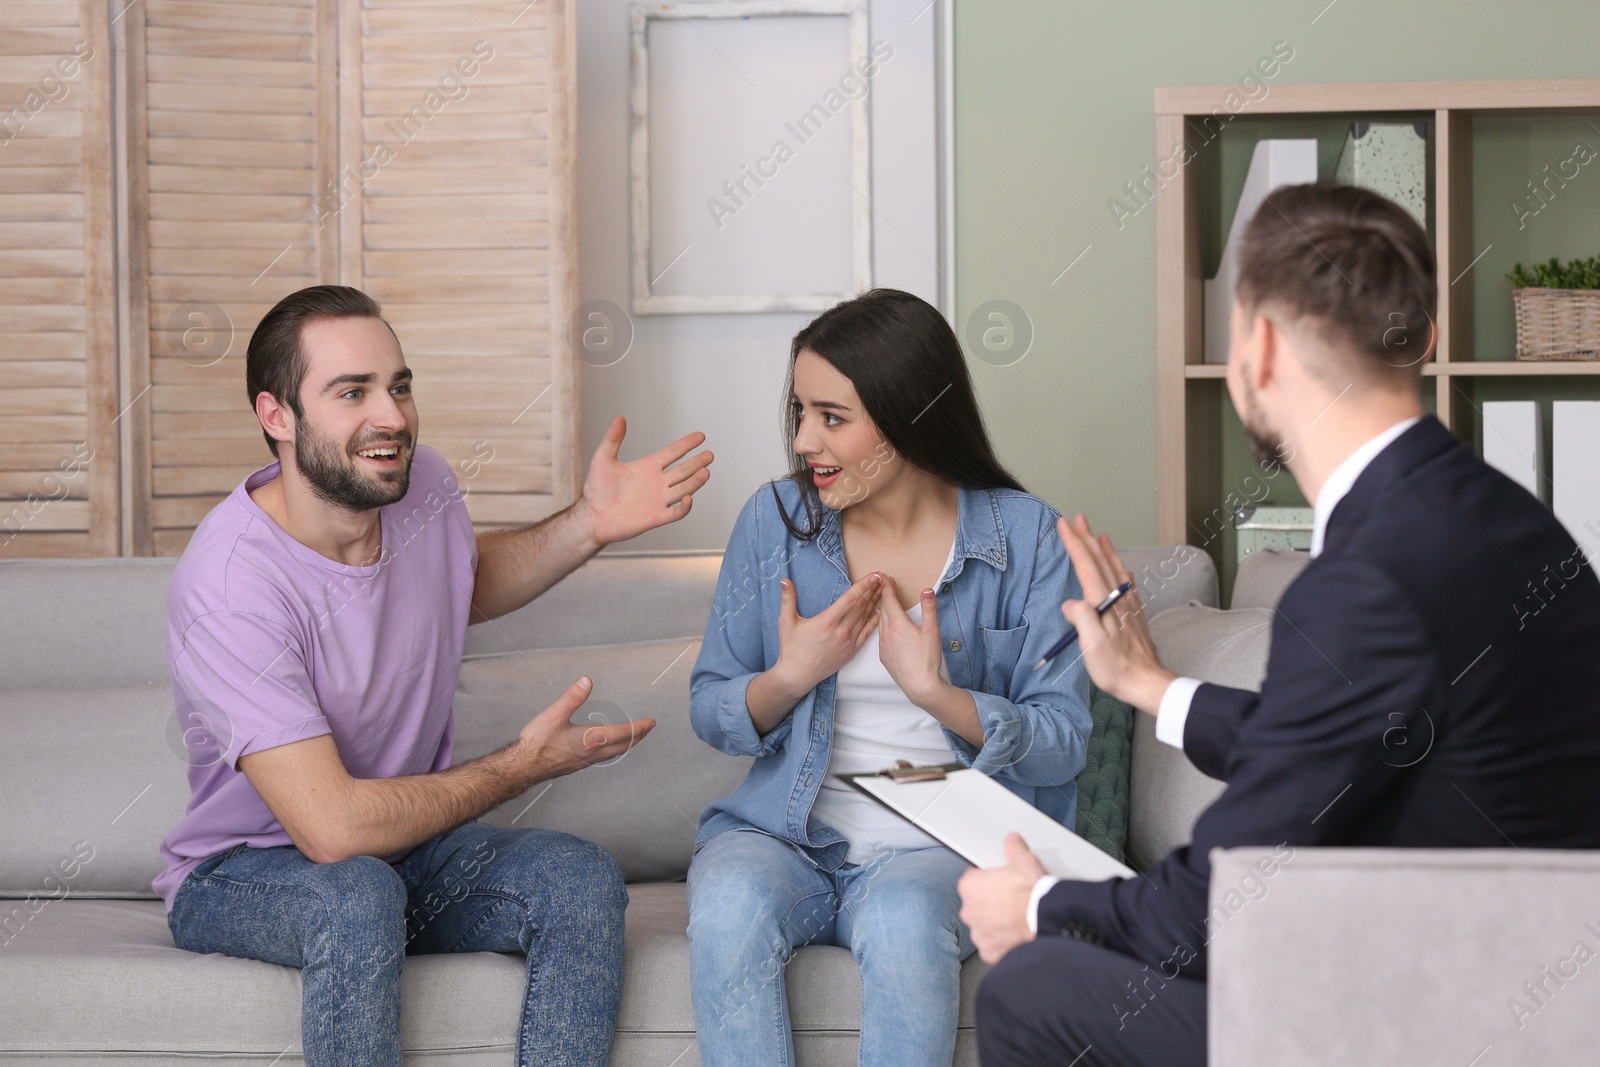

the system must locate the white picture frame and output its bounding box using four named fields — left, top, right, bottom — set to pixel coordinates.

left=628, top=0, right=873, bottom=315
